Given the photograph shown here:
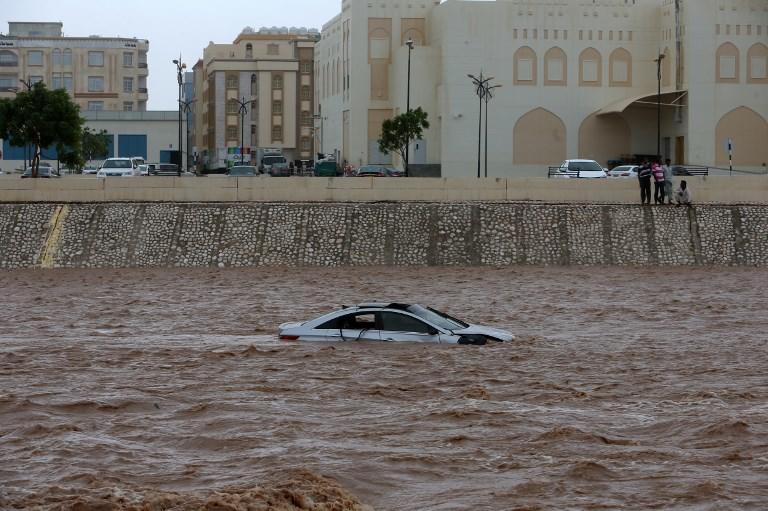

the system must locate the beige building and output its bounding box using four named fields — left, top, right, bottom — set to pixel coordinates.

left=317, top=0, right=768, bottom=176
left=0, top=22, right=149, bottom=112
left=194, top=27, right=319, bottom=170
